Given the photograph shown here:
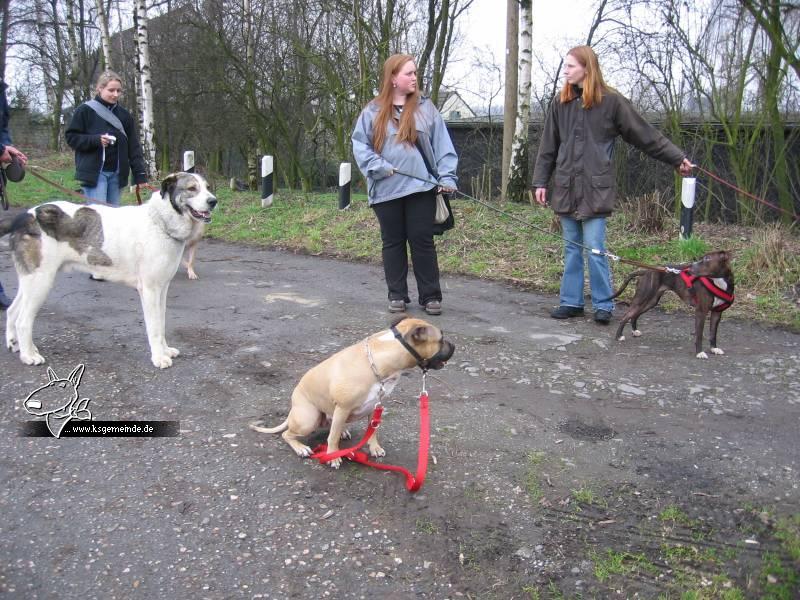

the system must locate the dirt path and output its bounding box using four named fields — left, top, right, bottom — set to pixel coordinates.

left=1, top=233, right=798, bottom=598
